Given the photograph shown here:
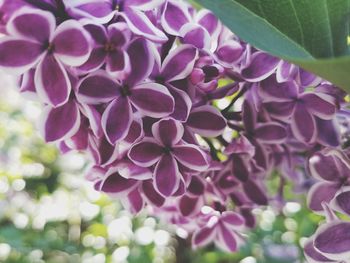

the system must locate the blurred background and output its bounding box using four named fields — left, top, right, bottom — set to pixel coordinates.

left=0, top=71, right=322, bottom=263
